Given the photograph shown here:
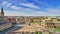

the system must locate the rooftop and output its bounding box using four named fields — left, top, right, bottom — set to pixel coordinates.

left=0, top=20, right=9, bottom=25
